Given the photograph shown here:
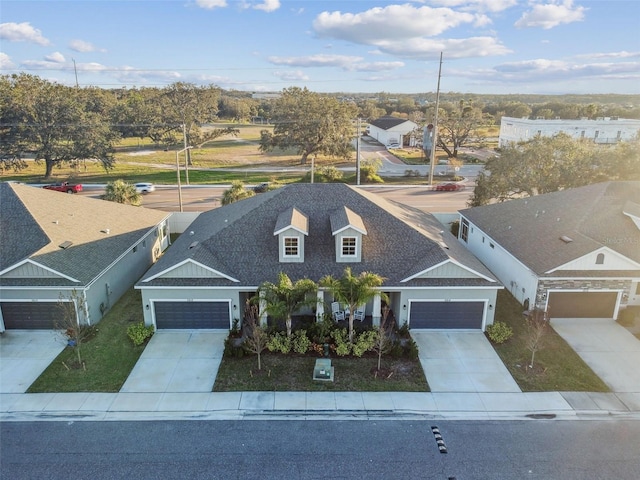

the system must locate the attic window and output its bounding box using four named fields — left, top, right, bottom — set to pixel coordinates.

left=596, top=253, right=605, bottom=265
left=59, top=241, right=73, bottom=249
left=560, top=235, right=573, bottom=243
left=284, top=237, right=299, bottom=257
left=341, top=237, right=357, bottom=257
